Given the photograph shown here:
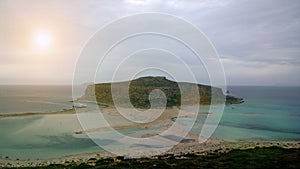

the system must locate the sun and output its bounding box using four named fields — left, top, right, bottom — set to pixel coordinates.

left=33, top=30, right=53, bottom=51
